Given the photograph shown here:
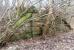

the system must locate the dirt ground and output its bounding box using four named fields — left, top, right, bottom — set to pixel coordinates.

left=0, top=30, right=74, bottom=50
